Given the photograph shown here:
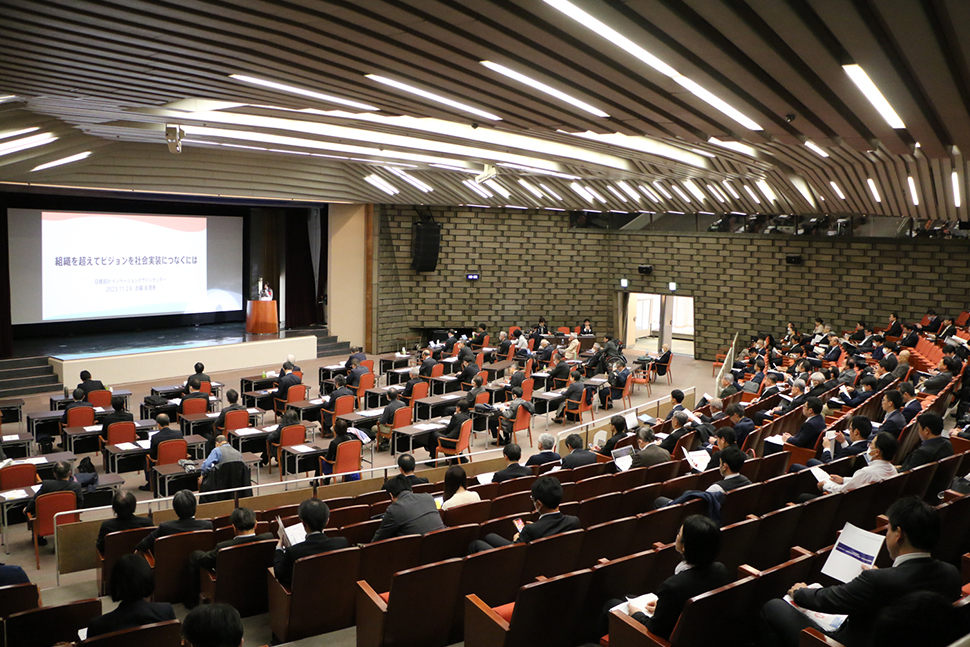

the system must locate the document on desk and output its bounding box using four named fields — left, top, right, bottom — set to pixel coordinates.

left=784, top=584, right=847, bottom=631
left=439, top=375, right=457, bottom=381
left=413, top=423, right=445, bottom=431
left=21, top=457, right=46, bottom=464
left=359, top=408, right=385, bottom=416
left=234, top=429, right=262, bottom=436
left=83, top=425, right=101, bottom=432
left=1, top=435, right=17, bottom=441
left=310, top=398, right=324, bottom=405
left=290, top=445, right=315, bottom=453
left=624, top=412, right=639, bottom=429
left=440, top=394, right=460, bottom=400
left=609, top=593, right=658, bottom=616
left=93, top=407, right=105, bottom=413
left=2, top=489, right=29, bottom=500
left=168, top=398, right=181, bottom=405
left=114, top=442, right=138, bottom=450
left=206, top=413, right=219, bottom=418
left=136, top=439, right=151, bottom=449
left=324, top=364, right=345, bottom=370
left=821, top=523, right=884, bottom=583
left=764, top=434, right=785, bottom=445
left=476, top=472, right=495, bottom=485
left=247, top=408, right=260, bottom=413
